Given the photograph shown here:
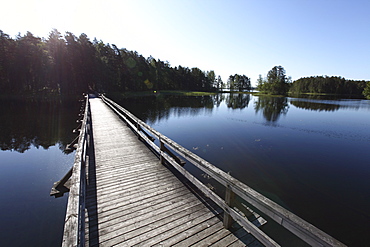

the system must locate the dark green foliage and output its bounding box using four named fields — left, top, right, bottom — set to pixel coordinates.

left=362, top=81, right=370, bottom=99
left=227, top=74, right=251, bottom=91
left=291, top=76, right=367, bottom=96
left=256, top=66, right=291, bottom=95
left=0, top=30, right=220, bottom=98
left=215, top=75, right=223, bottom=91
